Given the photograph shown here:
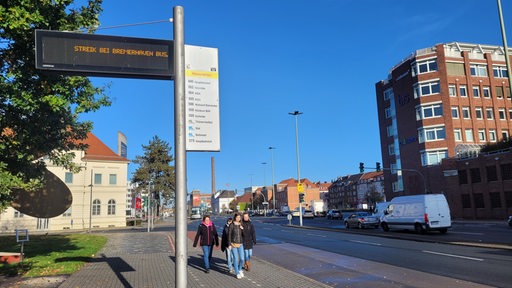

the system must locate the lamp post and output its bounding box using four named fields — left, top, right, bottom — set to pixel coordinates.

left=289, top=110, right=303, bottom=227
left=268, top=146, right=276, bottom=213
left=497, top=0, right=512, bottom=98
